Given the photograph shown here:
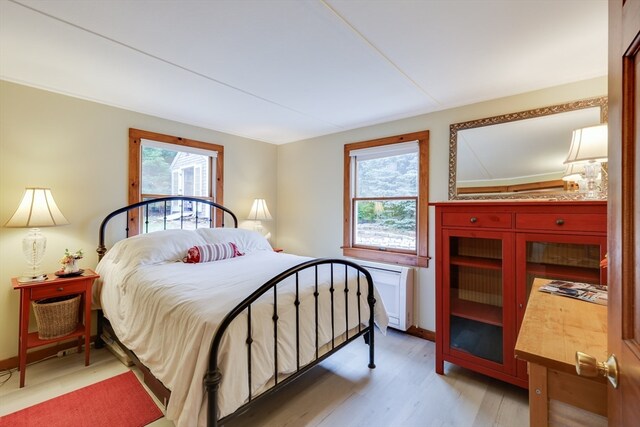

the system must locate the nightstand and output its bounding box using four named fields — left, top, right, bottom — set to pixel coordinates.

left=12, top=269, right=99, bottom=387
